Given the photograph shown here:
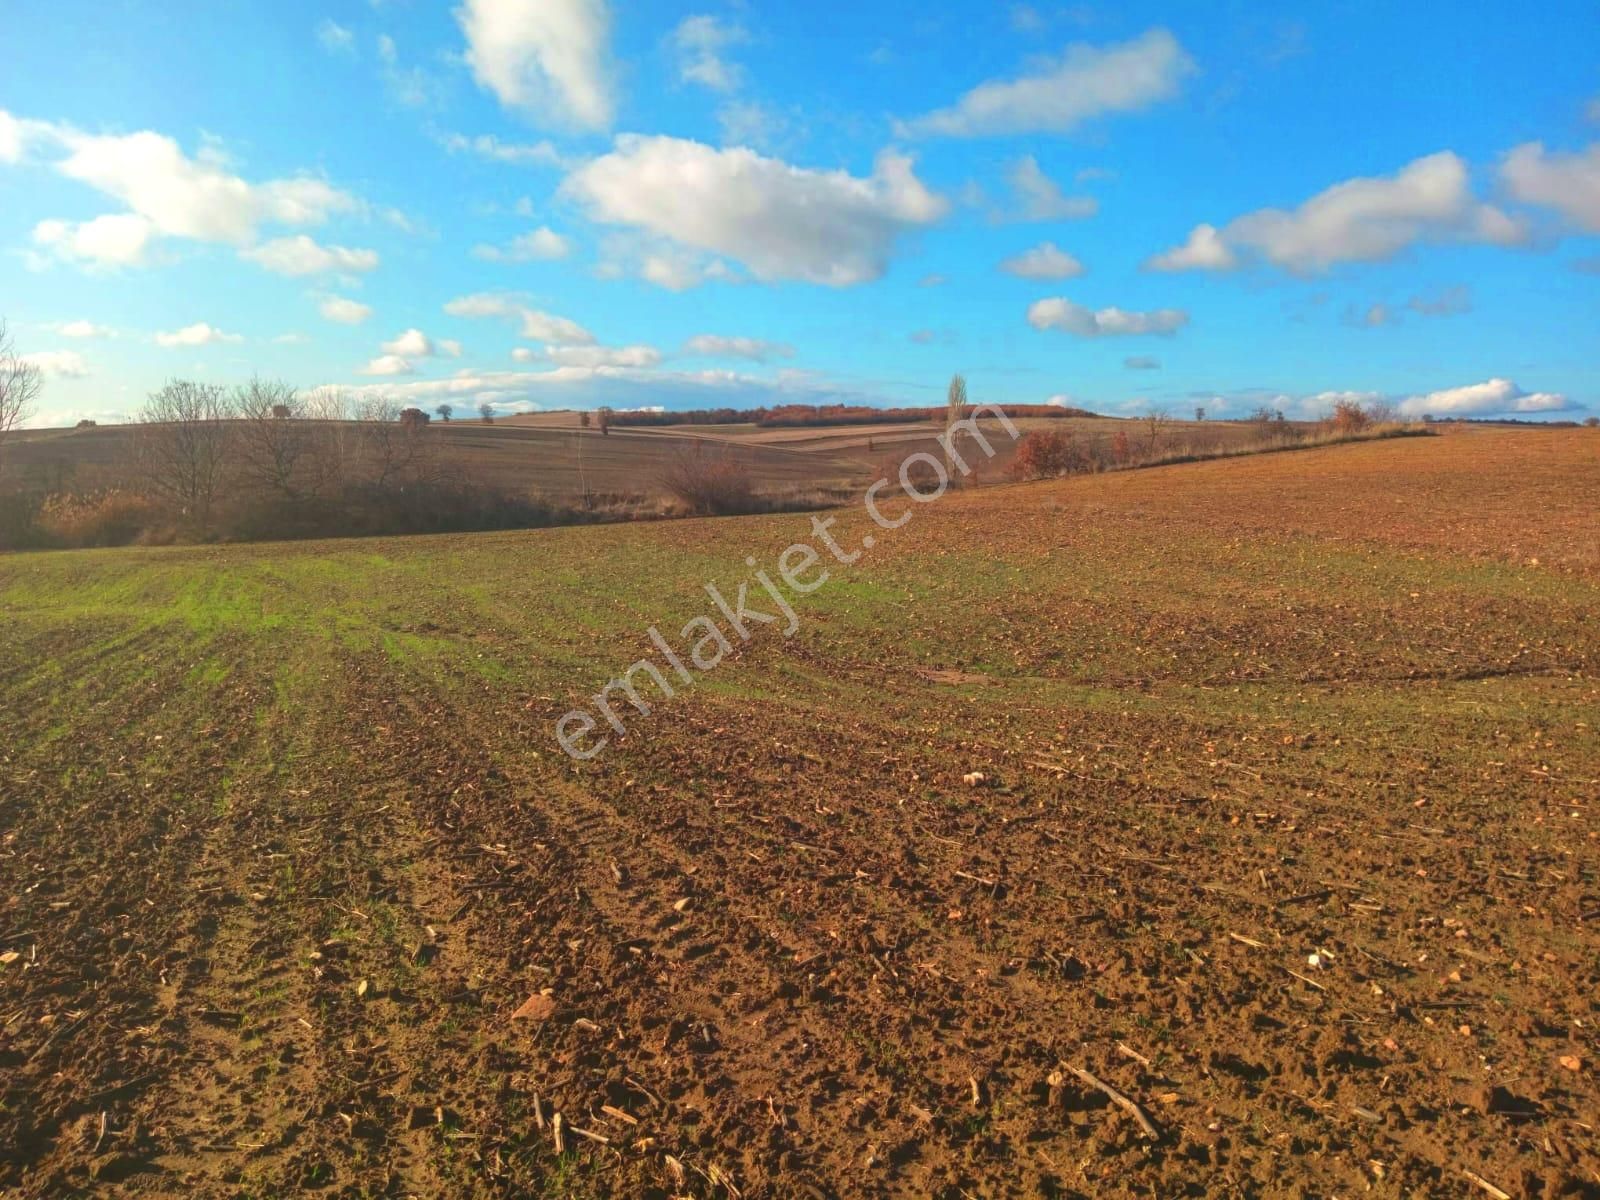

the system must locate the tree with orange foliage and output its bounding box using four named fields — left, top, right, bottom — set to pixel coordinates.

left=1011, top=429, right=1076, bottom=479
left=1330, top=399, right=1370, bottom=435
